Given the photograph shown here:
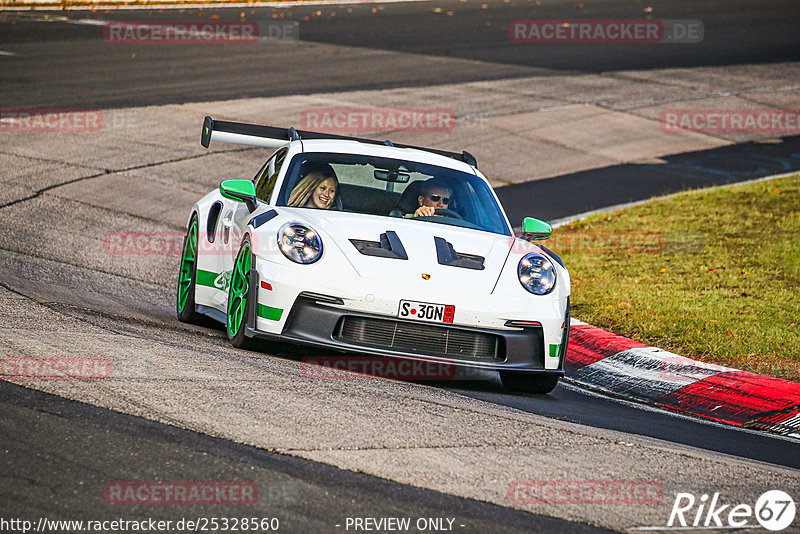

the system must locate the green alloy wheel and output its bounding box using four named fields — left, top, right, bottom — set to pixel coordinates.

left=227, top=237, right=259, bottom=349
left=176, top=216, right=204, bottom=324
